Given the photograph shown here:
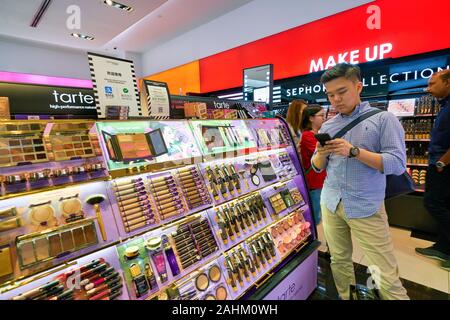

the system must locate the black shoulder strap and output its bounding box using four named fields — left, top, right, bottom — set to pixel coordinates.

left=333, top=109, right=384, bottom=139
